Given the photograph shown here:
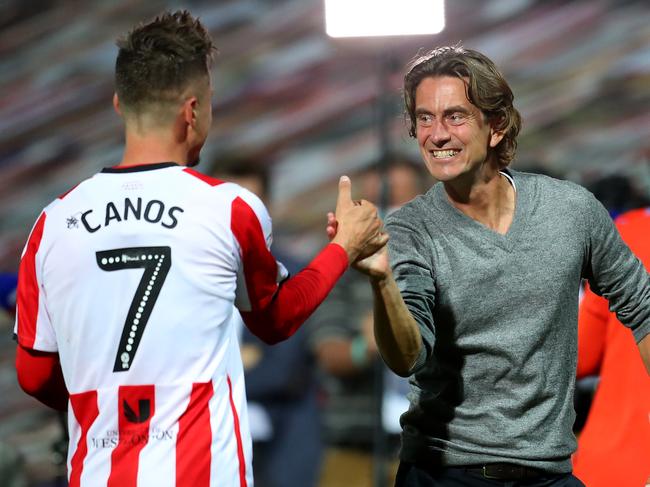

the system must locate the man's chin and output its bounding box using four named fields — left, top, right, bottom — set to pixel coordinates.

left=424, top=164, right=456, bottom=182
